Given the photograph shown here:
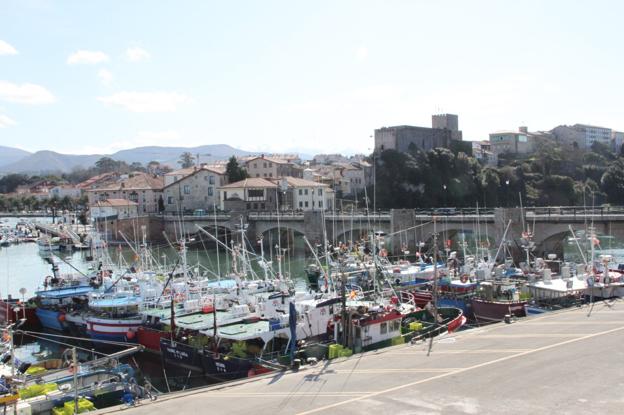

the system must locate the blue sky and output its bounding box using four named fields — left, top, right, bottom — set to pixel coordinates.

left=1, top=0, right=623, bottom=156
